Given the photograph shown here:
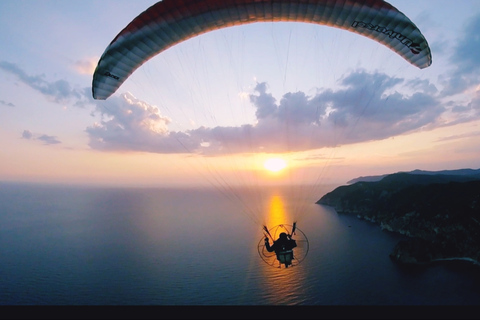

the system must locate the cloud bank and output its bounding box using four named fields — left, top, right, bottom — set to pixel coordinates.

left=3, top=13, right=480, bottom=155
left=440, top=13, right=480, bottom=97
left=0, top=61, right=92, bottom=107
left=85, top=69, right=445, bottom=155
